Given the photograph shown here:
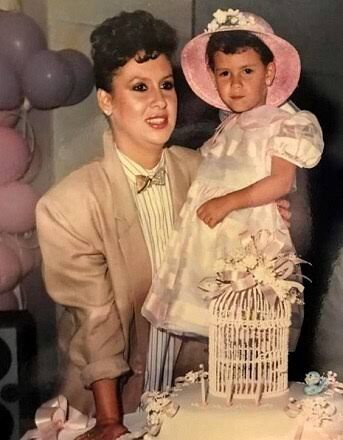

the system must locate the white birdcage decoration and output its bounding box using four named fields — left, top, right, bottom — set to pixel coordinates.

left=208, top=285, right=291, bottom=400
left=200, top=230, right=305, bottom=402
